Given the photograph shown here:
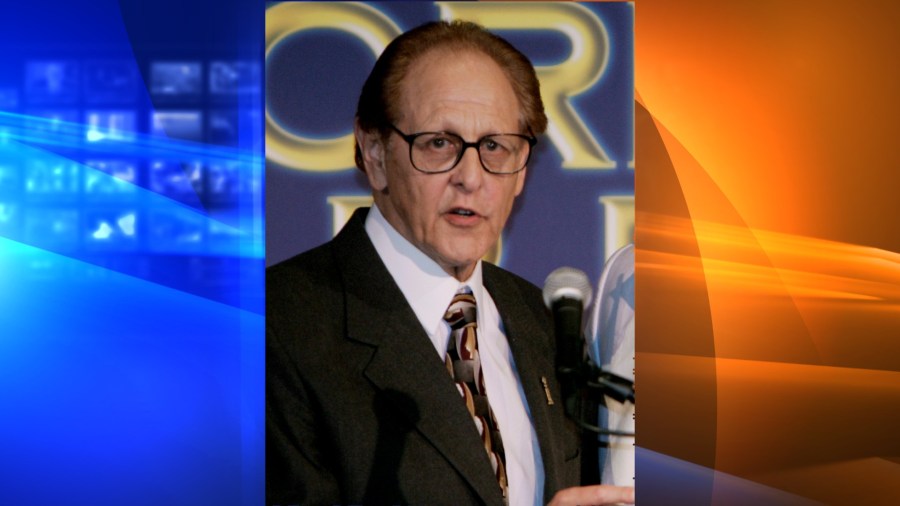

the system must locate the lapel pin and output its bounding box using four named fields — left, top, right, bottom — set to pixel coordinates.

left=541, top=376, right=554, bottom=405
